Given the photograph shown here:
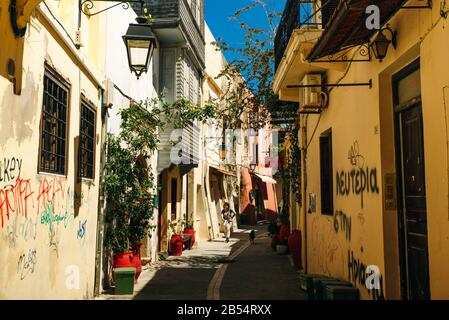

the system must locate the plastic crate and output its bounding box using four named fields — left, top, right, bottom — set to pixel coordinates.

left=326, top=285, right=360, bottom=300
left=299, top=274, right=326, bottom=300
left=319, top=280, right=353, bottom=300
left=114, top=267, right=136, bottom=295
left=311, top=277, right=339, bottom=300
